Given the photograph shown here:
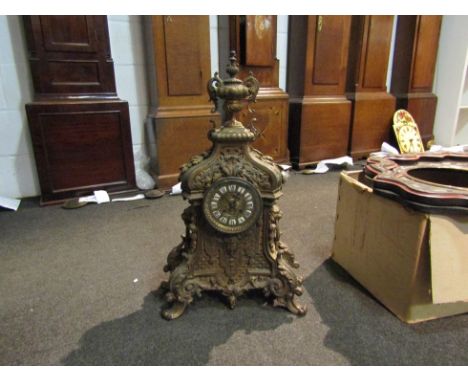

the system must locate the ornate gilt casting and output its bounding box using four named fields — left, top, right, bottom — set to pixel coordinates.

left=161, top=51, right=306, bottom=320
